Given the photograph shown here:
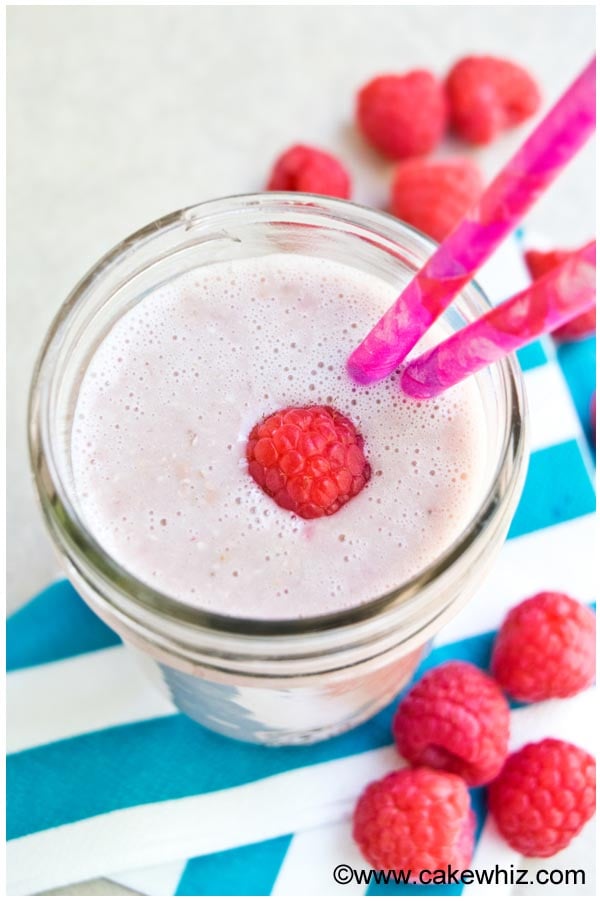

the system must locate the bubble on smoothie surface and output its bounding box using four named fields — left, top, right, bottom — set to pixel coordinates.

left=71, top=253, right=488, bottom=618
